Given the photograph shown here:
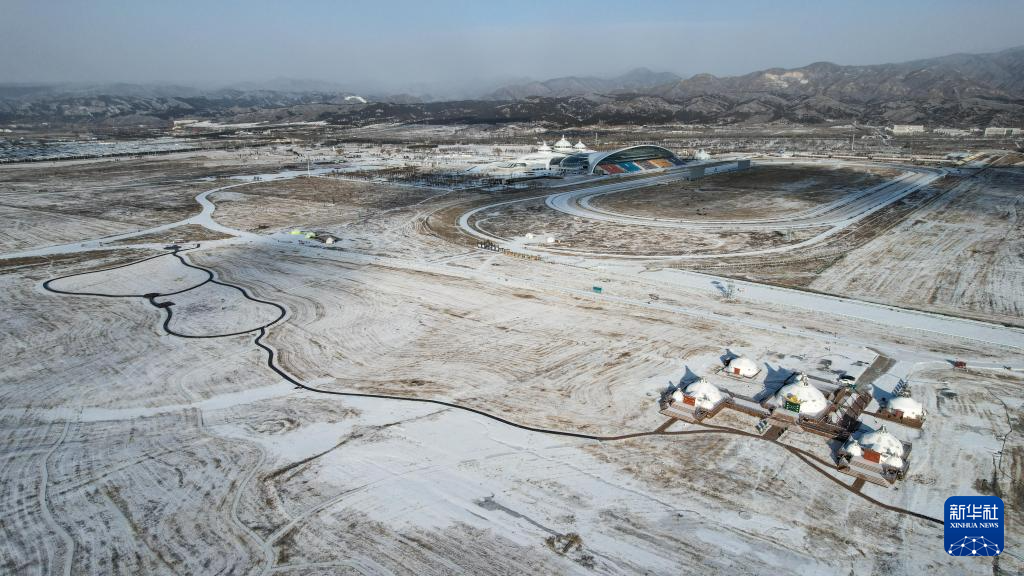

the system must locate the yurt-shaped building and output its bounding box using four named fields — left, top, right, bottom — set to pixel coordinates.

left=726, top=356, right=760, bottom=378
left=842, top=425, right=908, bottom=470
left=772, top=375, right=829, bottom=418
left=683, top=378, right=725, bottom=410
